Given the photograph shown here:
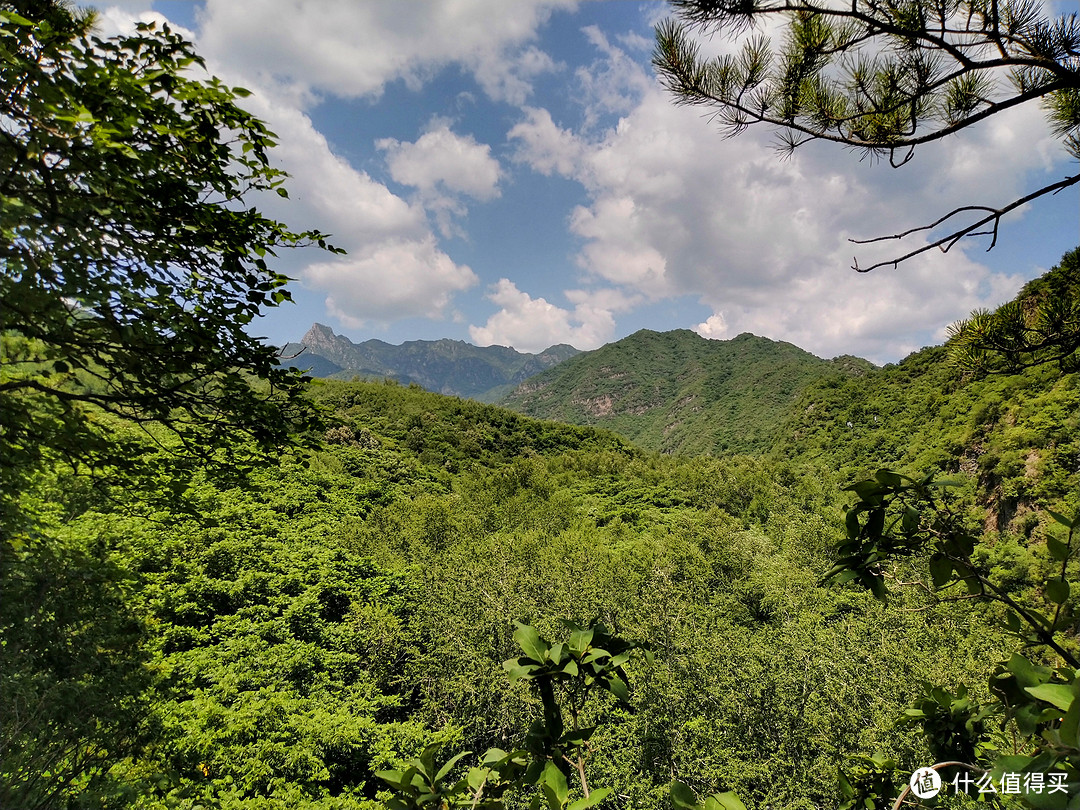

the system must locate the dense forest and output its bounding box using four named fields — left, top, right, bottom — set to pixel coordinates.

left=6, top=253, right=1079, bottom=808
left=4, top=5, right=1079, bottom=809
